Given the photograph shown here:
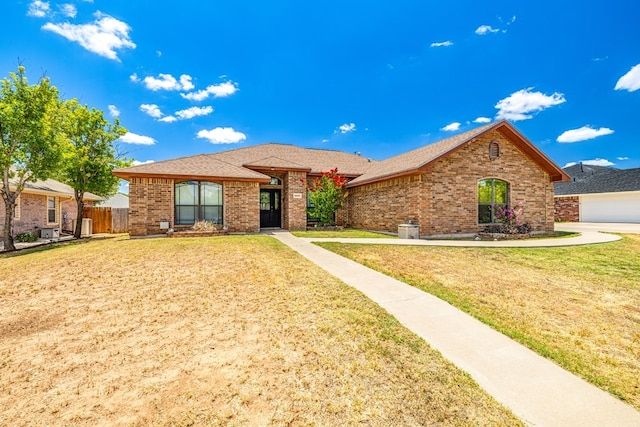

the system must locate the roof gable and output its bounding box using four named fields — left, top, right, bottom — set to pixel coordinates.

left=347, top=121, right=569, bottom=187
